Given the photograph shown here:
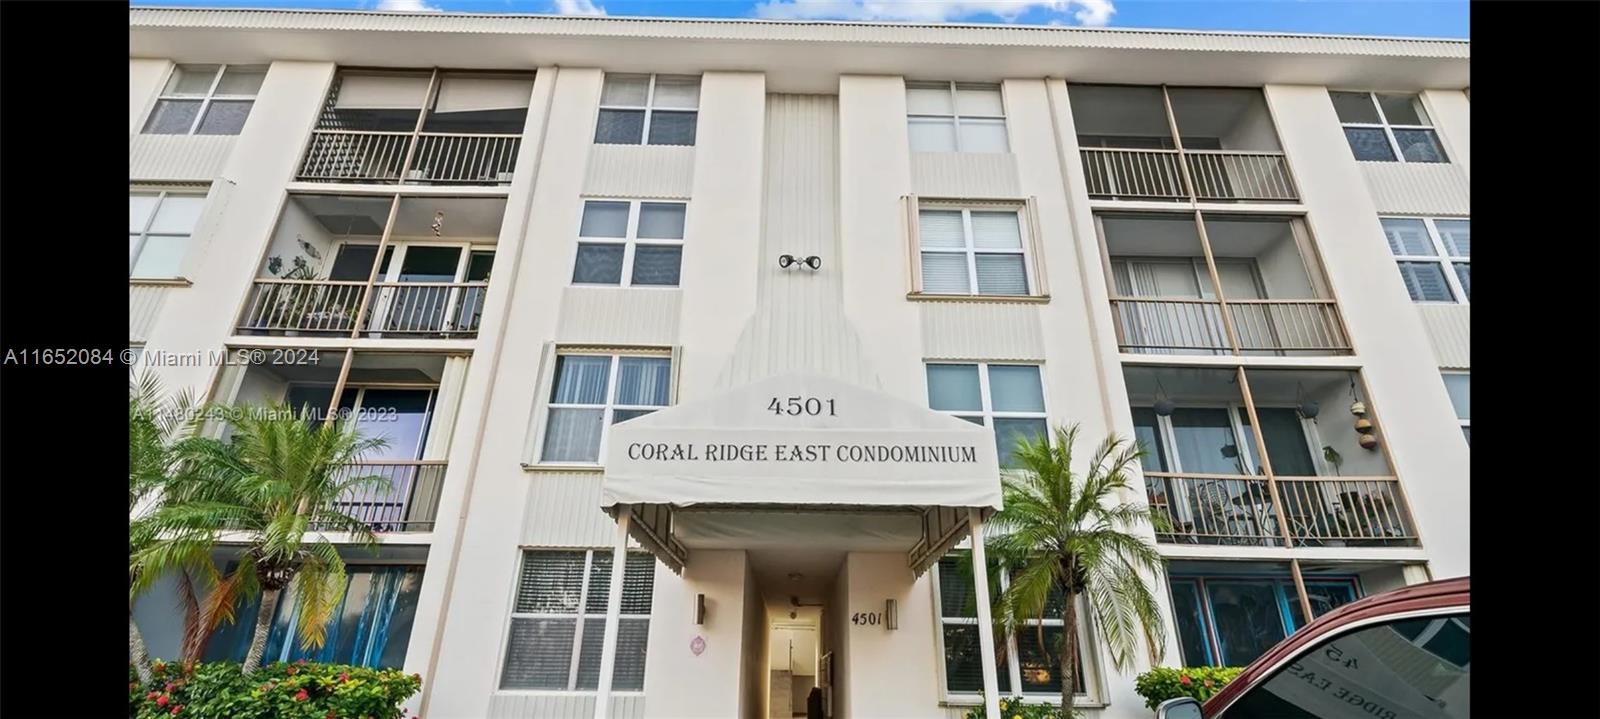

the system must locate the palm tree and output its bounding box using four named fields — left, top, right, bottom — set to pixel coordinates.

left=138, top=403, right=390, bottom=674
left=987, top=424, right=1169, bottom=718
left=129, top=372, right=207, bottom=682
